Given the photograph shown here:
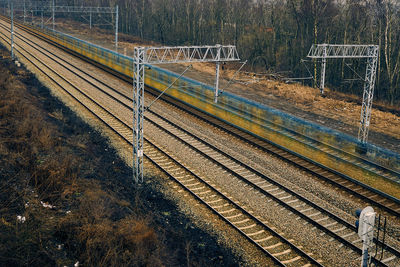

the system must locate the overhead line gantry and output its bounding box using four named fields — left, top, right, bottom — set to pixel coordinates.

left=133, top=45, right=240, bottom=182
left=308, top=44, right=379, bottom=144
left=5, top=1, right=119, bottom=49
